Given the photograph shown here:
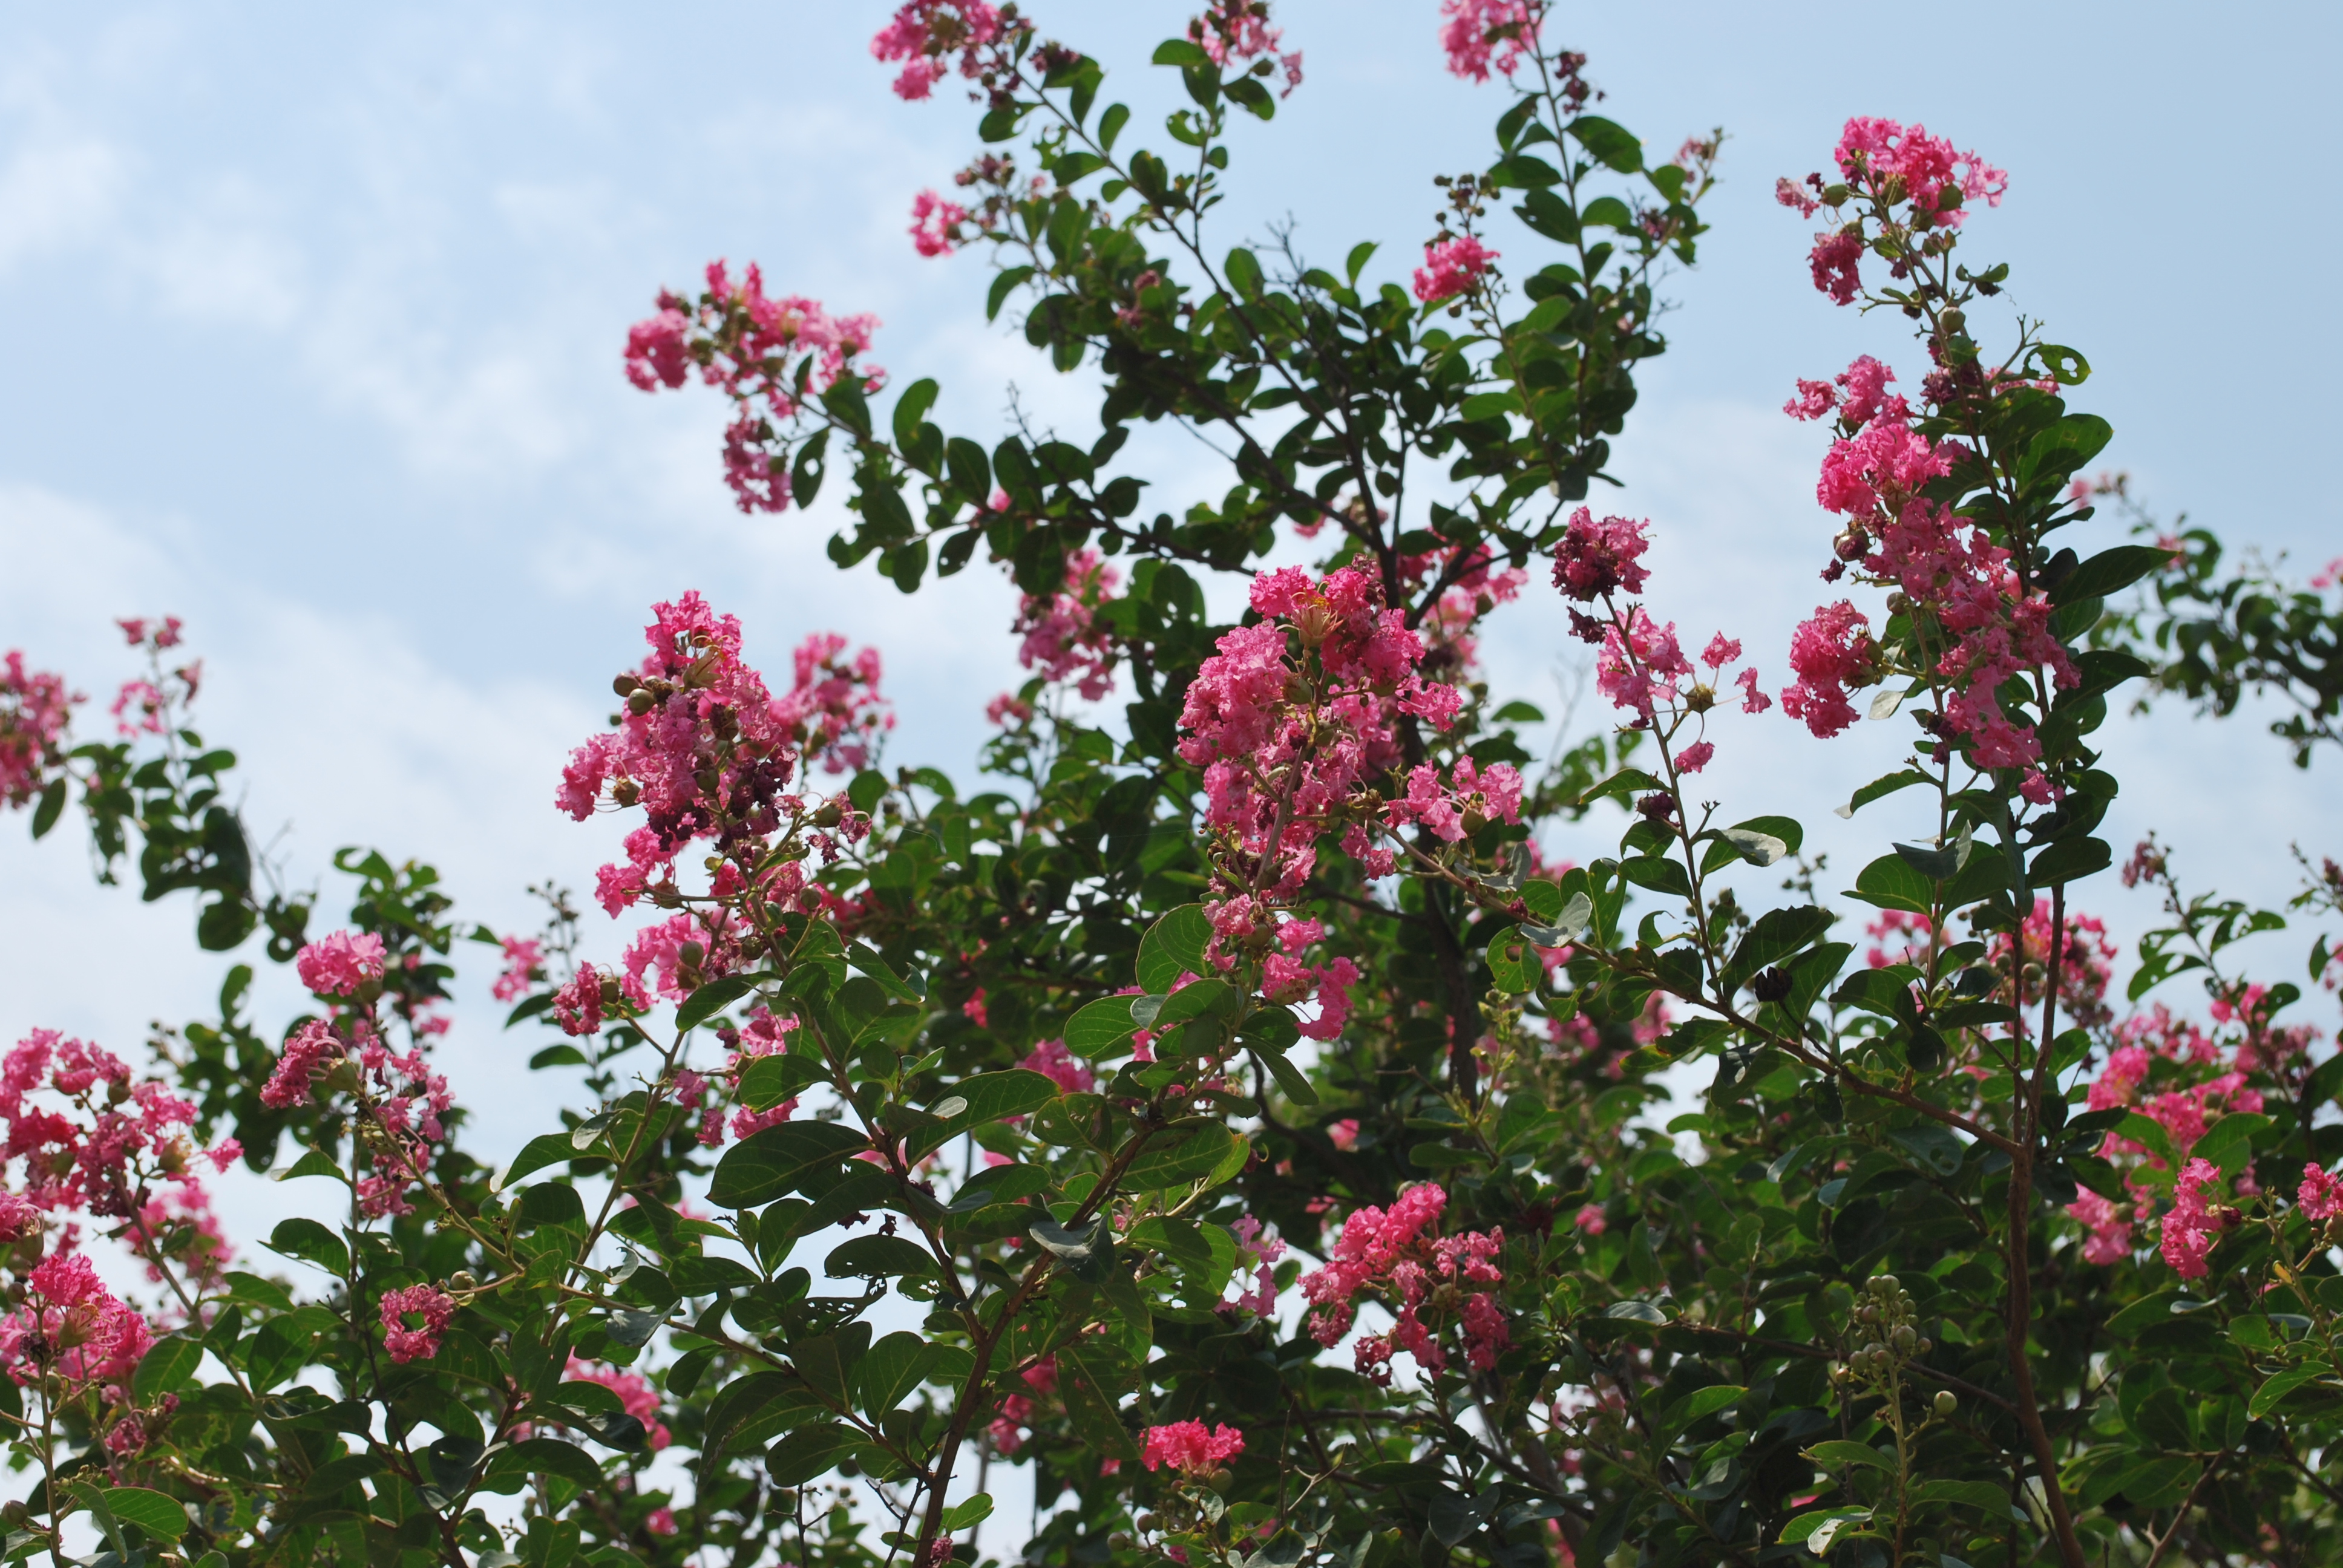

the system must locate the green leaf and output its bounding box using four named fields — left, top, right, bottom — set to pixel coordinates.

left=942, top=1494, right=994, bottom=1532
left=2030, top=835, right=2111, bottom=885
left=986, top=266, right=1035, bottom=323
left=29, top=779, right=65, bottom=840
left=1151, top=39, right=1213, bottom=67
left=2052, top=544, right=2169, bottom=606
left=1724, top=907, right=1830, bottom=993
left=848, top=944, right=923, bottom=1002
left=1225, top=246, right=1264, bottom=298
left=501, top=1436, right=606, bottom=1491
left=93, top=1488, right=188, bottom=1542
left=133, top=1336, right=204, bottom=1402
left=1066, top=995, right=1142, bottom=1058
left=738, top=1052, right=825, bottom=1112
left=677, top=974, right=756, bottom=1033
left=1056, top=1343, right=1140, bottom=1460
left=913, top=1069, right=1061, bottom=1156
left=824, top=1234, right=937, bottom=1279
left=1484, top=926, right=1540, bottom=993
left=1122, top=1120, right=1239, bottom=1190
left=857, top=1331, right=937, bottom=1420
left=1665, top=1384, right=1744, bottom=1426
left=1806, top=1440, right=1894, bottom=1473
left=605, top=1310, right=663, bottom=1348
left=1909, top=1479, right=2019, bottom=1516
left=1137, top=904, right=1212, bottom=991
left=1849, top=854, right=1934, bottom=915
left=1252, top=1045, right=1320, bottom=1106
left=767, top=1421, right=866, bottom=1486
left=503, top=1132, right=580, bottom=1189
left=2250, top=1364, right=2325, bottom=1419
left=708, top=1122, right=870, bottom=1209
left=266, top=1217, right=348, bottom=1275
left=1567, top=116, right=1642, bottom=171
